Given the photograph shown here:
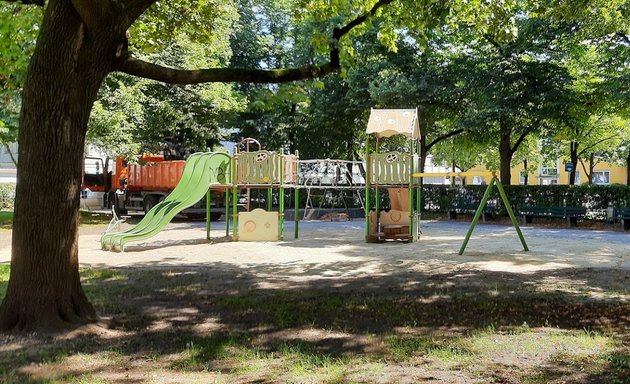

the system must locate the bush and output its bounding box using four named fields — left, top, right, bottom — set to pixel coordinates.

left=0, top=183, right=16, bottom=211
left=421, top=184, right=630, bottom=220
